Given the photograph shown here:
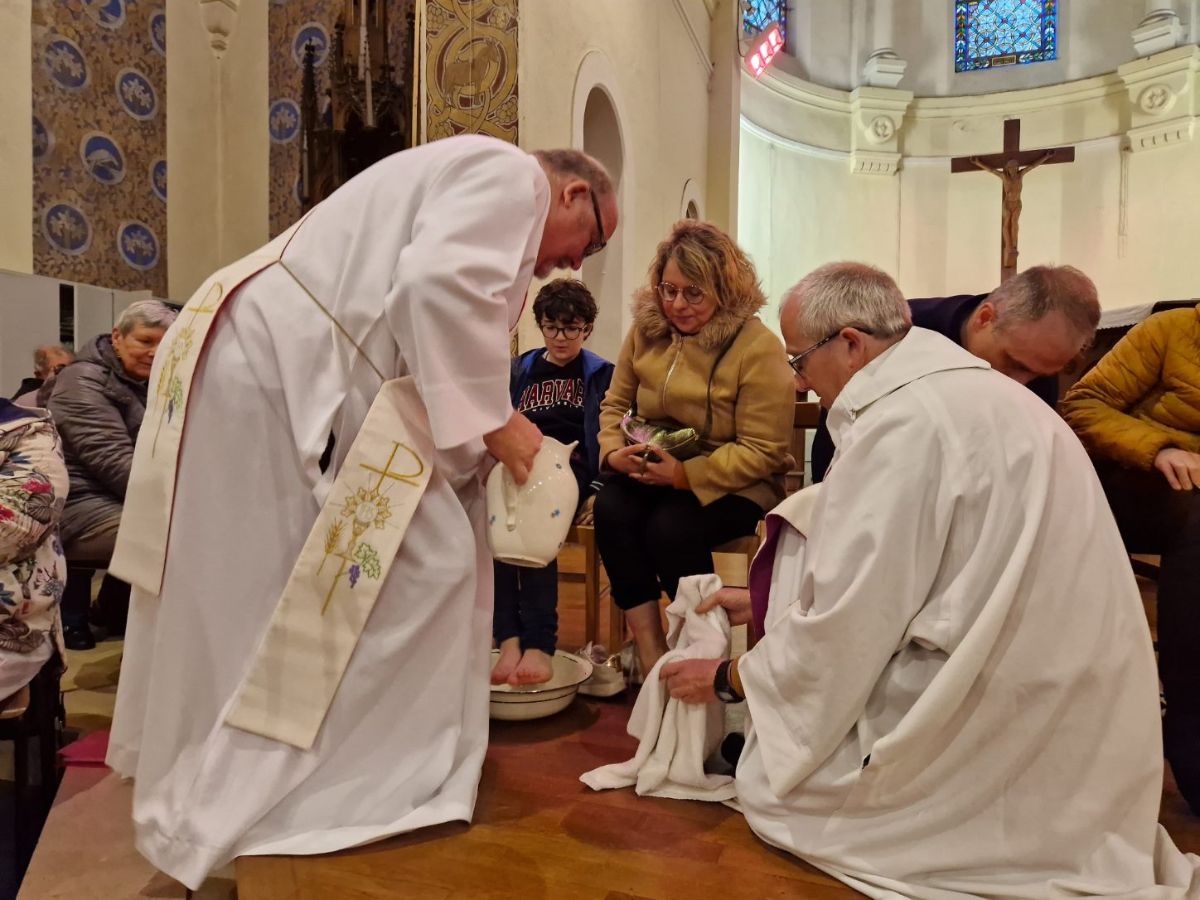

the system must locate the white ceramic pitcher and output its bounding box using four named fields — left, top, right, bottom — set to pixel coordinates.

left=486, top=437, right=579, bottom=567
